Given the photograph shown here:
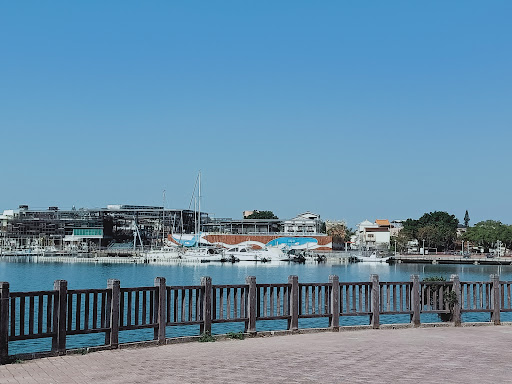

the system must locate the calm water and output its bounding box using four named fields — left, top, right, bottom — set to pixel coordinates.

left=2, top=260, right=511, bottom=291
left=2, top=260, right=511, bottom=355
